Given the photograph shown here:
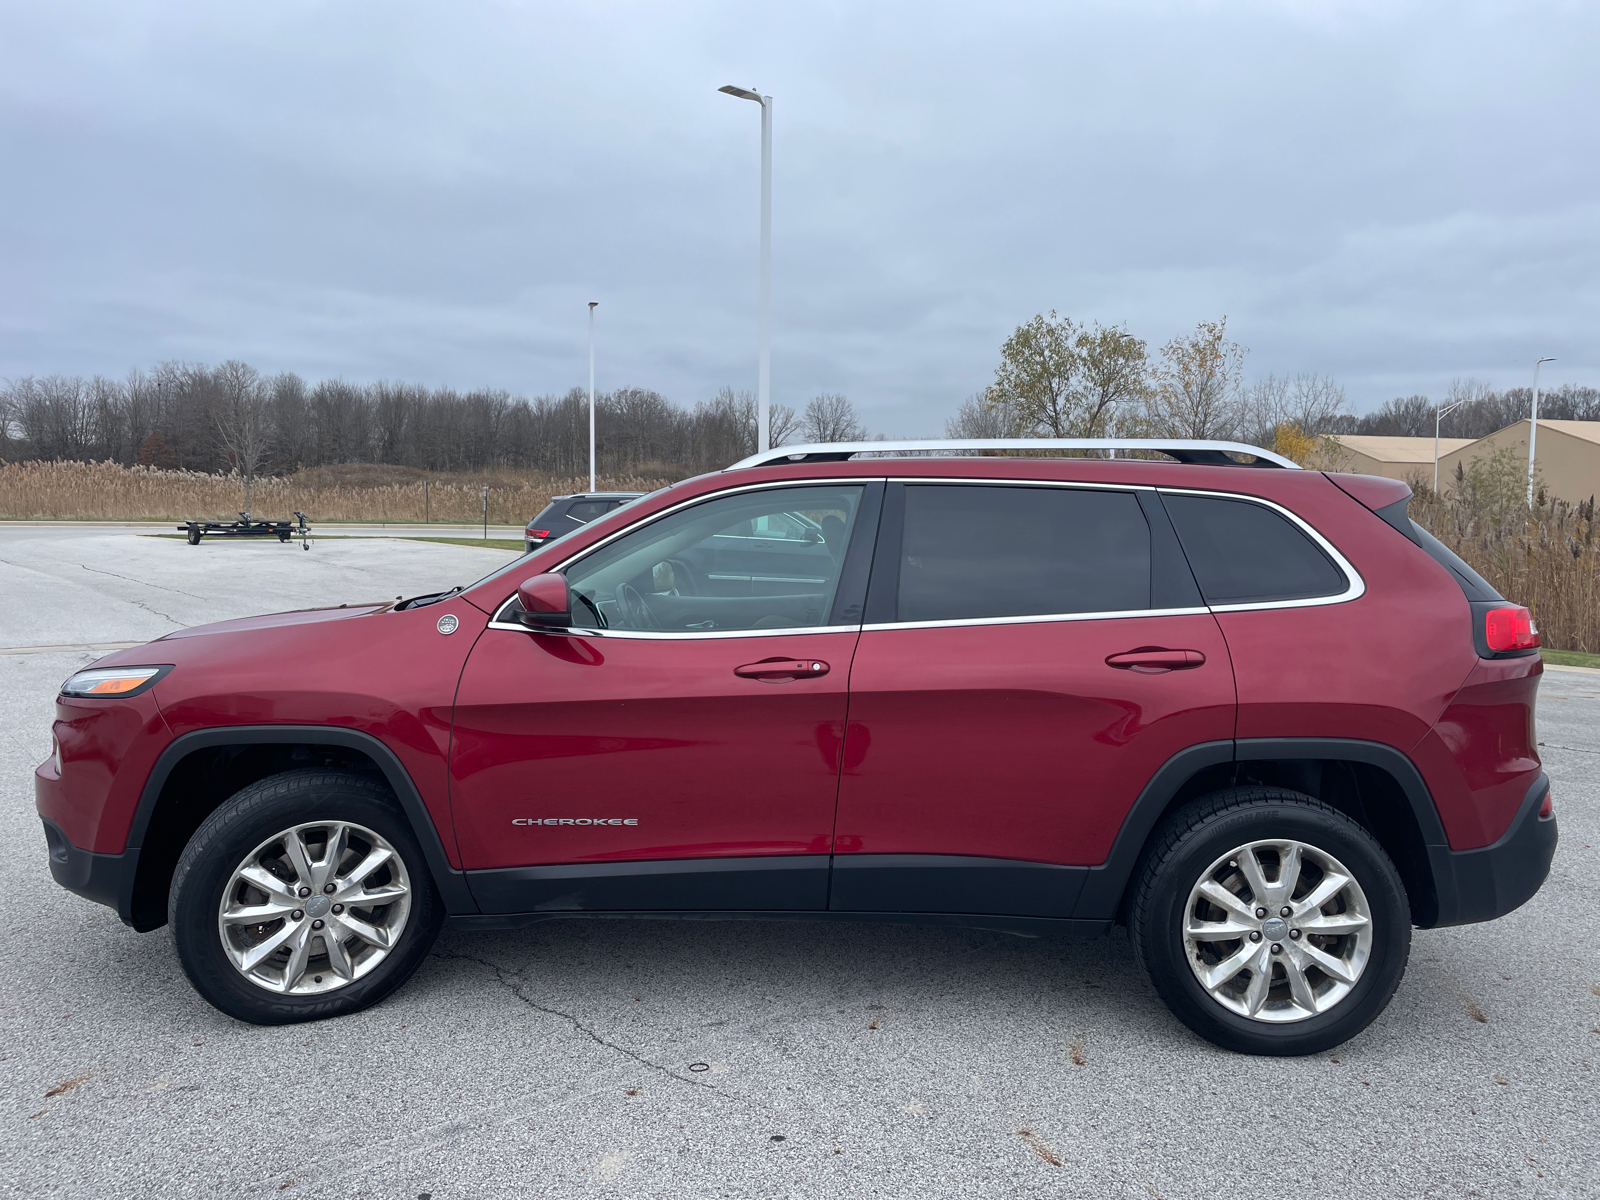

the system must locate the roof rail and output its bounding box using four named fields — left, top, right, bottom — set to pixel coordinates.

left=724, top=438, right=1300, bottom=471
